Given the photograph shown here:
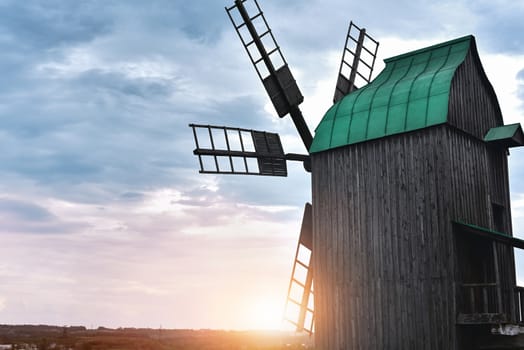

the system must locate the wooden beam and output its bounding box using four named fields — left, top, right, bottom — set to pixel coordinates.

left=457, top=313, right=507, bottom=325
